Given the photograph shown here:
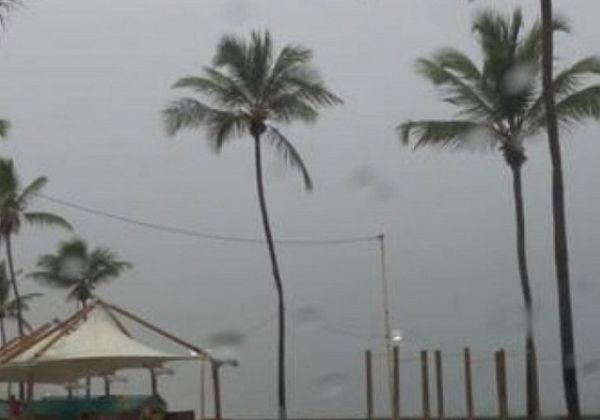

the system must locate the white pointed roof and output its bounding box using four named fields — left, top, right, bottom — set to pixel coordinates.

left=0, top=304, right=195, bottom=383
